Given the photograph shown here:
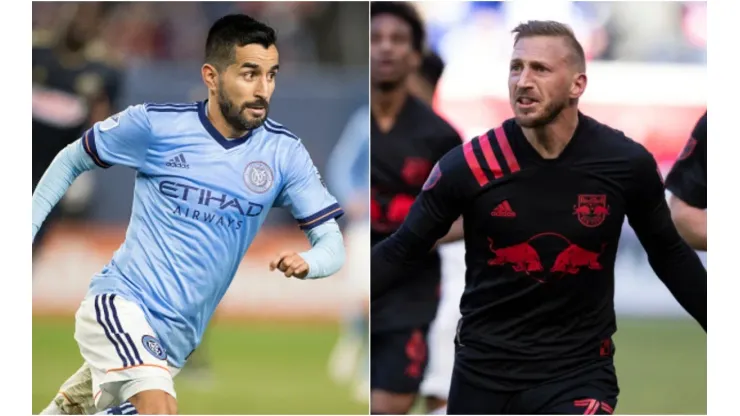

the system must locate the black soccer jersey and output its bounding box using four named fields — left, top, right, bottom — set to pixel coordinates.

left=371, top=94, right=461, bottom=331
left=373, top=112, right=707, bottom=391
left=32, top=41, right=121, bottom=188
left=665, top=112, right=707, bottom=209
